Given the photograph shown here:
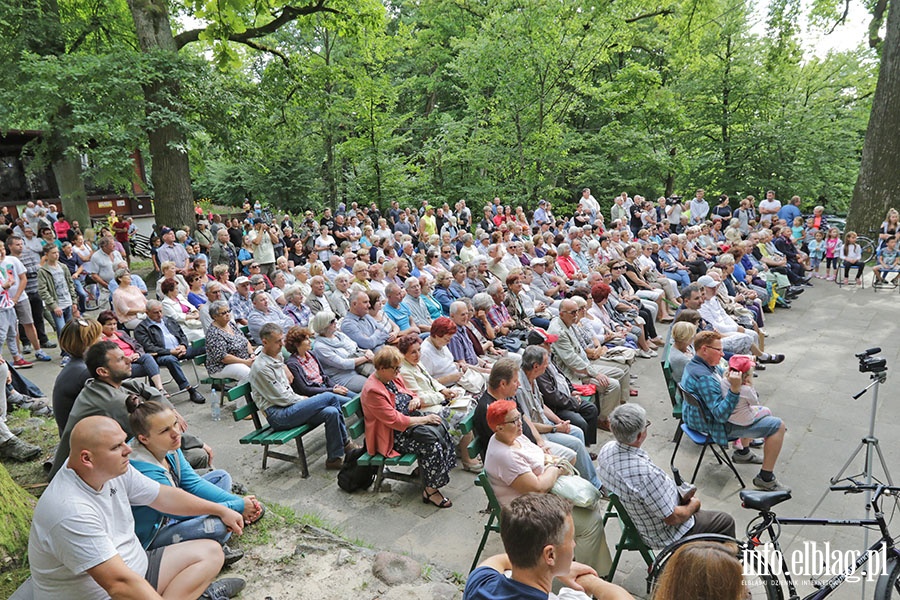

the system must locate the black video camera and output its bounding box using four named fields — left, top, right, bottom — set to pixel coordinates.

left=856, top=347, right=887, bottom=373
left=666, top=196, right=682, bottom=206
